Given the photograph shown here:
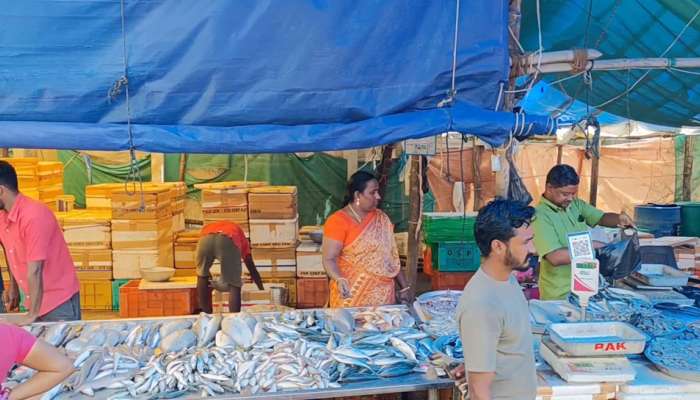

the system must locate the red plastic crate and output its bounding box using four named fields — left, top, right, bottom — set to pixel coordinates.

left=296, top=278, right=329, bottom=309
left=119, top=280, right=198, bottom=318
left=430, top=271, right=474, bottom=291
